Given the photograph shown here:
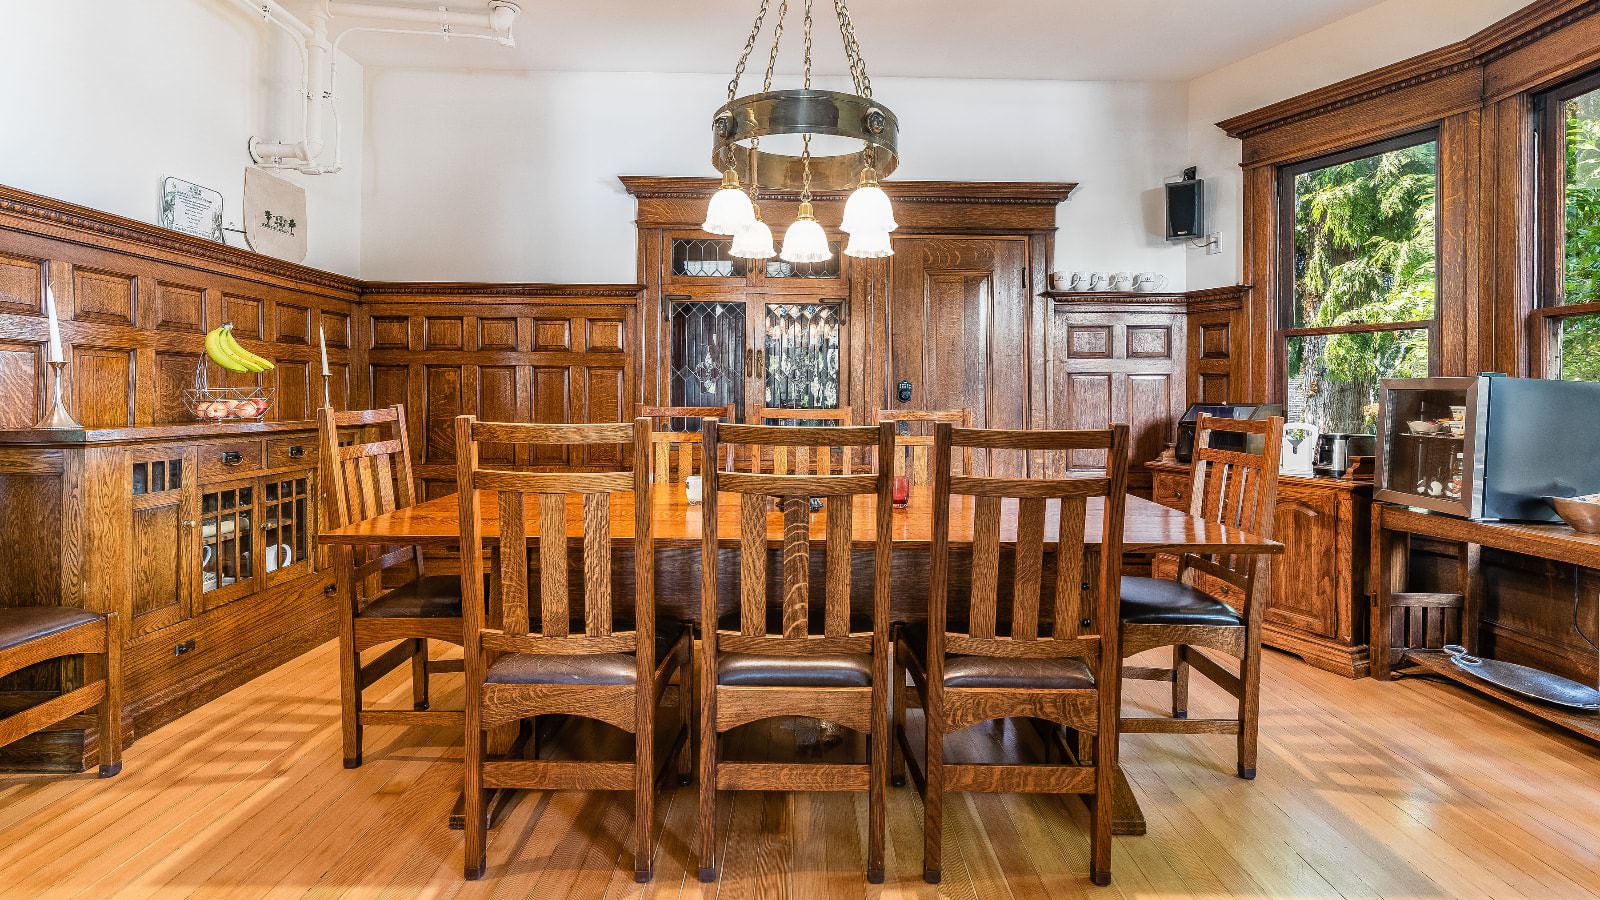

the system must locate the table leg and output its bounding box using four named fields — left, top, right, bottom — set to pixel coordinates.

left=447, top=715, right=566, bottom=829
left=1038, top=721, right=1147, bottom=836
